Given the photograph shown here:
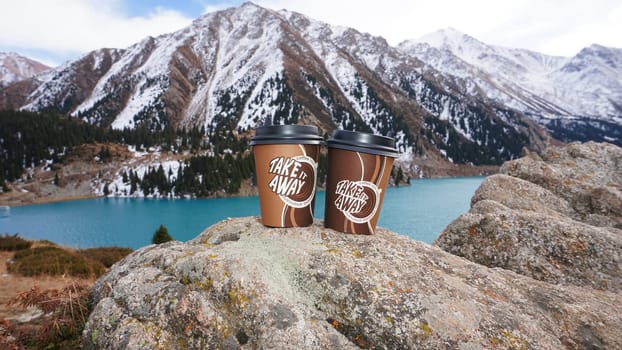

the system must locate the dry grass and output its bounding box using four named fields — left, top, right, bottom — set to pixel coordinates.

left=1, top=242, right=133, bottom=318
left=0, top=250, right=94, bottom=321
left=0, top=234, right=32, bottom=251
left=78, top=247, right=133, bottom=268
left=0, top=241, right=134, bottom=348
left=8, top=246, right=106, bottom=278
left=5, top=283, right=90, bottom=349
